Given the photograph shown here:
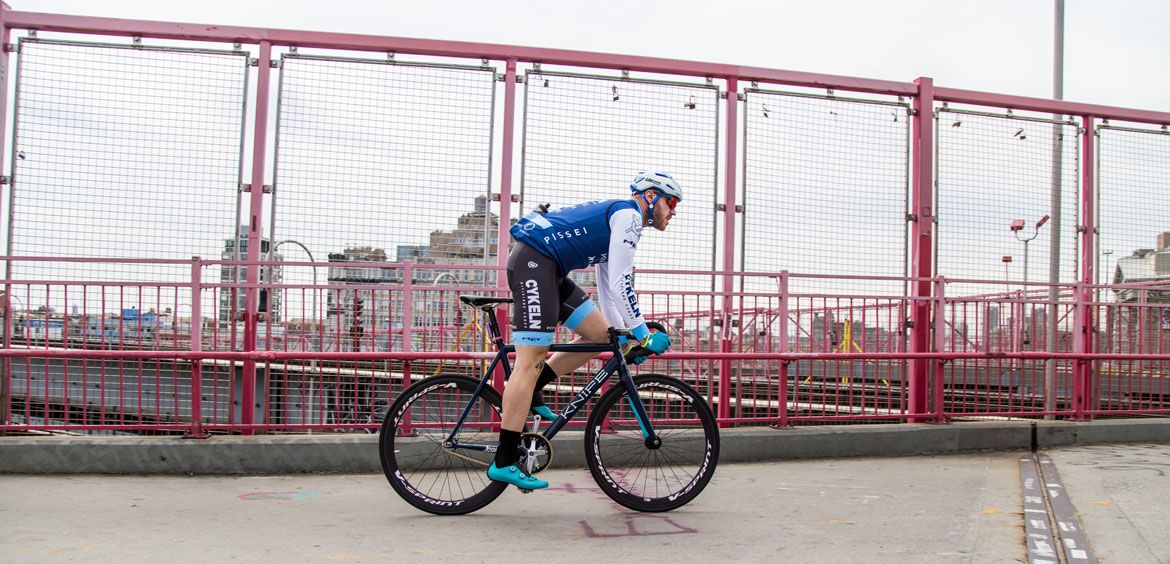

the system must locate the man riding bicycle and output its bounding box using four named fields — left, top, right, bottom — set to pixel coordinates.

left=488, top=171, right=681, bottom=490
